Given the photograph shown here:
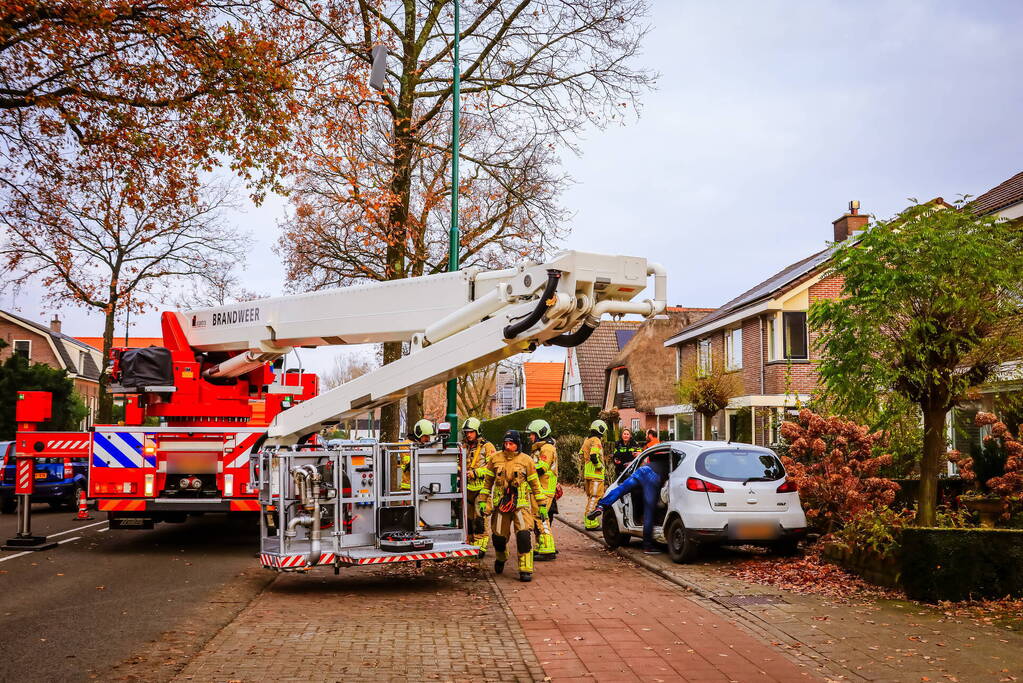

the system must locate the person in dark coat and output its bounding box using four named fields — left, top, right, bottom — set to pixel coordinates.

left=612, top=428, right=640, bottom=479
